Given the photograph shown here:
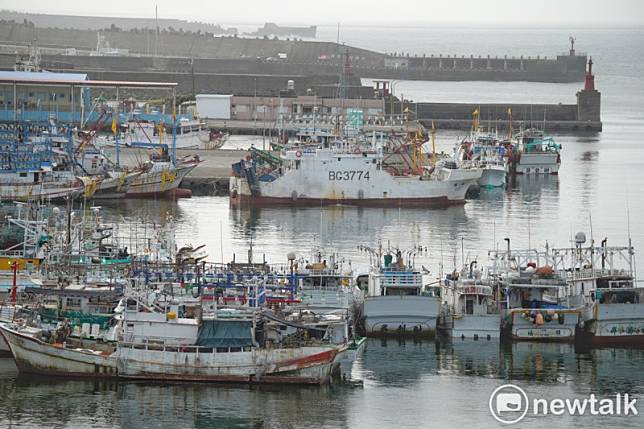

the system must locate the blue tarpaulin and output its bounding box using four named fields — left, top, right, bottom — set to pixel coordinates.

left=196, top=320, right=253, bottom=348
